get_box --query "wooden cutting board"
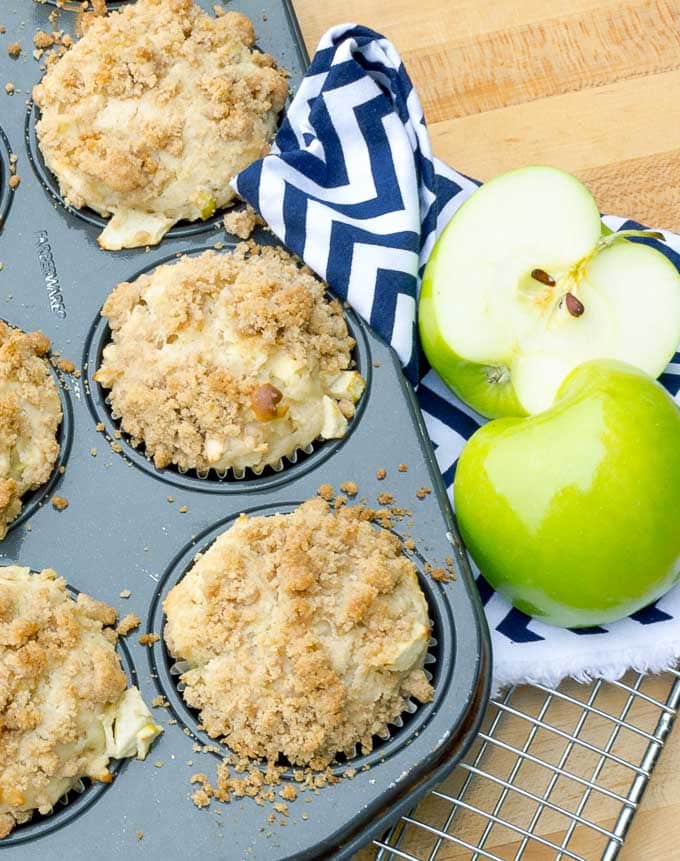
[291,0,680,857]
[293,0,680,232]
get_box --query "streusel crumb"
[94,245,365,474]
[164,498,433,769]
[117,613,141,636]
[223,205,264,240]
[317,483,334,501]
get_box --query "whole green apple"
[420,165,680,418]
[454,360,680,627]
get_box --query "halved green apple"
[420,166,680,417]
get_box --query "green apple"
[420,166,680,418]
[454,360,680,628]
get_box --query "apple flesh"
[453,360,680,628]
[420,166,680,418]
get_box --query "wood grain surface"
[290,0,680,858]
[293,0,680,231]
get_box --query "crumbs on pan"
[33,31,55,50]
[223,205,264,240]
[116,613,141,637]
[316,483,334,501]
[424,560,456,583]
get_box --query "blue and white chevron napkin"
[234,24,680,694]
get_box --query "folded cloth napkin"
[234,24,680,695]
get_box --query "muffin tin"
[0,1,491,858]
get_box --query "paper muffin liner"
[104,392,320,481]
[8,777,88,836]
[361,628,437,752]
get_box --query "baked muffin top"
[0,323,61,539]
[0,567,162,839]
[33,0,288,250]
[94,244,365,475]
[164,498,433,769]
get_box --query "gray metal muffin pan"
[0,1,491,858]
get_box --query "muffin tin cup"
[1,581,139,848]
[0,128,13,230]
[82,244,372,493]
[0,2,490,859]
[2,356,73,536]
[147,503,444,777]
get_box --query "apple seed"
[530,268,555,286]
[565,293,585,317]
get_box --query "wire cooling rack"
[368,669,680,861]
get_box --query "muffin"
[0,323,62,538]
[164,498,433,769]
[32,0,288,250]
[0,567,162,839]
[94,244,365,475]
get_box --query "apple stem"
[597,229,665,250]
[531,268,556,286]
